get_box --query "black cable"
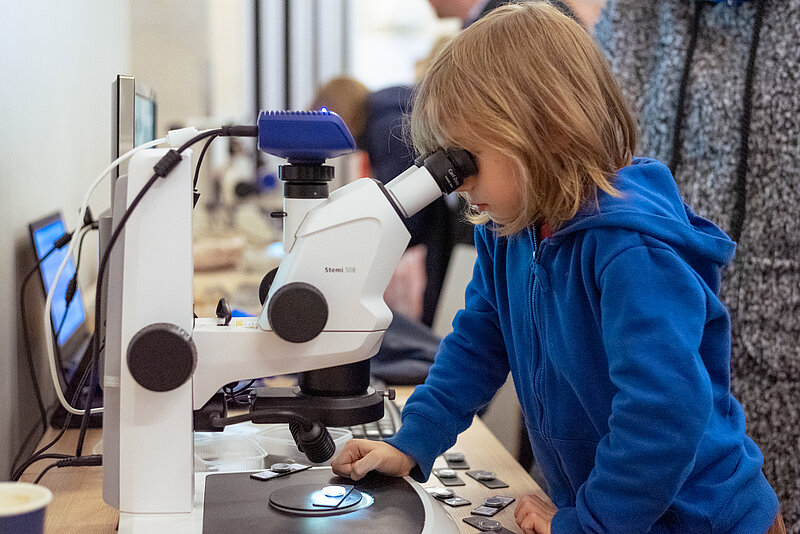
[11,361,93,481]
[55,225,97,342]
[33,462,60,484]
[194,134,219,188]
[10,423,45,478]
[11,453,71,482]
[33,454,102,484]
[18,246,59,449]
[56,225,98,457]
[13,228,83,477]
[209,409,314,430]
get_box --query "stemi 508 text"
[324,266,356,274]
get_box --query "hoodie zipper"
[529,227,573,496]
[529,227,546,431]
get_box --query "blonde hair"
[311,76,370,140]
[410,2,637,235]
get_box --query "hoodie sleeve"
[553,243,714,533]
[384,229,511,480]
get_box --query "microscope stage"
[202,467,458,533]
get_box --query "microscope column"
[109,148,196,514]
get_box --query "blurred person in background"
[426,0,604,28]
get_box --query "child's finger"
[330,440,413,480]
[330,439,373,477]
[349,451,381,480]
[515,494,555,532]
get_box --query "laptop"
[28,211,102,427]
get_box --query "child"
[331,3,781,533]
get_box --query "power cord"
[10,360,94,481]
[194,134,219,189]
[33,454,102,484]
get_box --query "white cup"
[0,482,52,534]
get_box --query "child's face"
[456,146,521,221]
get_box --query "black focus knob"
[258,267,279,306]
[268,282,328,343]
[127,323,197,392]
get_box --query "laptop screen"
[29,212,90,384]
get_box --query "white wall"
[352,0,459,89]
[0,1,130,479]
[207,0,254,123]
[130,0,211,131]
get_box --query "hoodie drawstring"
[730,0,767,243]
[669,0,767,243]
[668,0,705,176]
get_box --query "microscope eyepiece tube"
[384,166,442,219]
[385,147,477,219]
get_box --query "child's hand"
[514,493,558,534]
[330,439,416,480]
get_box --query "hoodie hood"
[554,158,736,283]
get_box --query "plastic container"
[253,424,352,465]
[194,433,268,472]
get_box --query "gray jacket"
[595,0,800,530]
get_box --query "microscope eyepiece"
[383,147,478,220]
[421,148,478,194]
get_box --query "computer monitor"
[111,75,157,200]
[28,212,93,398]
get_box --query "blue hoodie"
[386,158,778,533]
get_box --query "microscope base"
[117,468,458,534]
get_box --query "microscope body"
[103,111,477,522]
